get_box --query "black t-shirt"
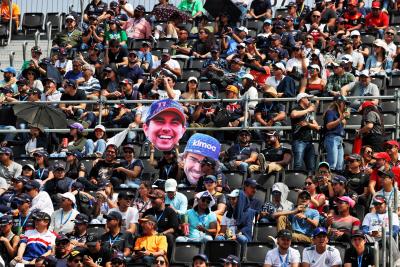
[107,47,129,64]
[118,65,144,83]
[321,8,337,24]
[44,177,74,195]
[80,247,112,266]
[84,0,107,16]
[250,0,271,15]
[61,89,87,102]
[89,160,122,181]
[226,143,259,161]
[290,104,315,141]
[344,246,375,266]
[143,207,179,234]
[261,146,292,163]
[100,231,135,253]
[0,105,16,125]
[255,102,285,122]
[155,158,179,181]
[343,171,369,195]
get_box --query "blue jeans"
[292,140,316,171]
[84,139,106,156]
[324,135,344,171]
[215,234,248,245]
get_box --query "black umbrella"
[203,0,242,21]
[13,102,68,129]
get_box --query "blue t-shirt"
[325,109,344,137]
[289,208,319,236]
[64,71,83,81]
[186,208,216,239]
[165,192,188,216]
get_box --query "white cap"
[66,15,75,21]
[237,26,249,35]
[359,69,370,77]
[94,124,106,132]
[227,189,240,198]
[341,55,353,63]
[373,39,388,50]
[272,184,282,193]
[164,178,177,192]
[273,62,286,72]
[309,64,320,72]
[350,30,360,36]
[242,73,254,80]
[187,76,198,83]
[60,192,76,205]
[296,92,314,102]
[23,164,35,171]
[237,42,247,48]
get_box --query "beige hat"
[264,85,278,98]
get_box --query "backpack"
[213,105,231,127]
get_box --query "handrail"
[46,21,52,57]
[58,12,63,32]
[22,41,28,61]
[34,30,40,47]
[383,227,387,267]
[7,0,12,45]
[80,0,85,29]
[9,51,15,67]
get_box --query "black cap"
[352,230,365,239]
[138,215,157,224]
[33,150,49,158]
[71,181,84,190]
[33,211,51,221]
[43,77,57,84]
[378,169,395,179]
[56,234,70,243]
[86,234,100,245]
[104,211,123,221]
[117,191,134,199]
[193,254,209,263]
[298,190,311,199]
[201,157,217,167]
[27,88,42,96]
[12,176,29,184]
[277,229,292,239]
[0,214,13,225]
[64,79,77,88]
[31,46,42,54]
[135,5,145,12]
[16,77,29,85]
[25,180,41,190]
[73,213,89,224]
[53,162,66,170]
[244,178,258,187]
[239,129,251,135]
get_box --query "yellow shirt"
[134,234,168,254]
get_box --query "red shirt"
[370,166,400,191]
[365,12,389,28]
[344,11,364,29]
[250,66,271,86]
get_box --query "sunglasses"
[154,260,165,265]
[386,32,395,36]
[365,150,373,155]
[306,37,313,40]
[304,182,313,186]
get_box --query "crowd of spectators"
[0,0,400,266]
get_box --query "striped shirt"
[78,76,101,95]
[20,229,56,261]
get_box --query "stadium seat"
[291,243,307,257]
[248,29,257,38]
[388,74,400,88]
[81,159,94,175]
[254,187,267,203]
[45,12,61,31]
[175,81,187,92]
[243,242,272,264]
[246,19,263,33]
[252,172,278,189]
[181,69,201,80]
[282,171,307,189]
[343,140,353,155]
[253,223,277,244]
[371,76,385,91]
[346,114,362,126]
[156,38,177,49]
[171,242,204,265]
[360,33,376,45]
[329,242,349,262]
[199,81,211,91]
[287,190,299,204]
[381,101,397,114]
[128,38,150,50]
[190,59,206,69]
[390,12,400,25]
[274,8,288,18]
[224,171,245,189]
[178,188,195,207]
[204,241,241,263]
[22,13,44,33]
[175,58,188,70]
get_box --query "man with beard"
[54,234,72,267]
[369,169,400,215]
[181,133,220,186]
[143,189,179,259]
[42,77,61,102]
[67,213,89,248]
[52,15,82,51]
[343,0,364,32]
[143,99,186,151]
[0,67,17,93]
[89,144,123,187]
[258,131,292,174]
[122,5,151,39]
[221,130,259,174]
[117,50,144,87]
[12,193,36,235]
[302,227,342,267]
[264,229,301,267]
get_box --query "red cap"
[361,101,375,110]
[372,1,381,8]
[373,152,391,162]
[384,140,399,148]
[348,0,358,5]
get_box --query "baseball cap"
[373,152,391,162]
[188,76,198,83]
[273,62,285,71]
[296,92,314,102]
[27,88,42,96]
[298,190,311,199]
[332,175,347,184]
[94,124,106,132]
[384,140,399,148]
[347,154,362,161]
[119,78,133,85]
[352,230,365,239]
[277,229,292,239]
[333,95,351,105]
[312,227,328,237]
[104,211,123,221]
[31,46,42,53]
[244,178,259,187]
[378,168,394,179]
[64,79,77,88]
[11,176,29,183]
[0,67,16,75]
[68,250,82,260]
[73,213,90,224]
[118,191,134,199]
[226,85,239,94]
[0,214,13,225]
[221,255,240,264]
[204,175,217,183]
[242,73,254,80]
[69,122,84,132]
[263,19,272,25]
[308,64,320,72]
[16,77,29,85]
[286,1,296,7]
[372,195,386,205]
[65,15,75,21]
[372,1,381,8]
[164,178,177,192]
[86,234,100,246]
[42,77,57,84]
[199,191,213,201]
[227,189,240,198]
[193,254,208,263]
[71,181,84,190]
[139,215,157,224]
[348,0,358,5]
[270,33,281,41]
[33,211,51,221]
[237,42,246,48]
[16,193,32,203]
[272,183,283,193]
[25,180,41,190]
[211,45,220,52]
[145,99,185,125]
[56,234,70,243]
[274,21,285,29]
[65,151,82,159]
[359,69,370,77]
[336,196,355,208]
[60,192,76,205]
[237,26,248,34]
[0,147,12,155]
[53,162,66,170]
[184,133,221,161]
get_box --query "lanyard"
[37,168,45,180]
[357,255,362,267]
[164,165,173,177]
[109,234,120,247]
[279,250,290,267]
[19,213,30,227]
[154,210,165,223]
[60,210,73,226]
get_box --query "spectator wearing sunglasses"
[369,169,400,216]
[54,234,72,266]
[304,176,326,214]
[383,140,400,167]
[152,255,168,267]
[176,192,217,243]
[111,253,127,267]
[360,145,374,174]
[81,234,112,267]
[384,27,397,59]
[343,154,370,208]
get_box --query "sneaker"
[258,153,267,174]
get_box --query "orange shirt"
[134,233,168,254]
[1,2,20,23]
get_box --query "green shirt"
[178,0,204,17]
[105,30,128,43]
[53,28,82,48]
[326,72,355,94]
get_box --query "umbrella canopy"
[204,0,242,22]
[13,103,68,129]
[151,5,191,22]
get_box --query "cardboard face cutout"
[143,99,186,151]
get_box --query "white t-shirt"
[31,191,54,216]
[50,208,79,234]
[286,58,309,74]
[152,59,181,72]
[241,86,258,109]
[109,207,139,232]
[362,212,399,233]
[264,247,301,266]
[221,212,237,234]
[157,89,181,100]
[302,245,342,267]
[266,75,285,89]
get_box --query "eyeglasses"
[306,37,313,40]
[154,260,166,265]
[304,182,313,186]
[73,258,83,263]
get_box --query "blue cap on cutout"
[184,133,221,160]
[145,99,185,124]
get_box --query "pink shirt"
[124,17,152,39]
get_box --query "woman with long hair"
[366,39,393,76]
[93,181,118,223]
[299,64,326,95]
[105,19,128,46]
[152,255,169,267]
[133,181,153,218]
[358,101,385,152]
[191,28,216,58]
[22,68,43,91]
[65,151,86,180]
[33,151,53,183]
[304,176,326,214]
[323,96,349,171]
[84,125,107,157]
[181,76,202,118]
